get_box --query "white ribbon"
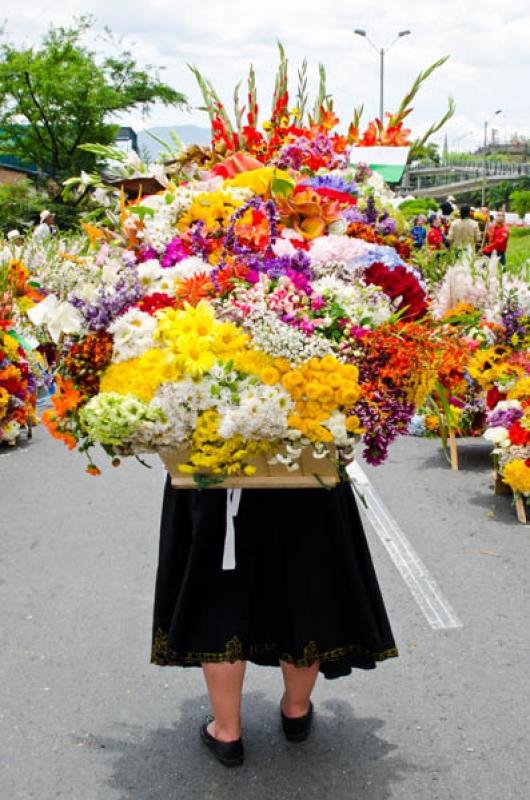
[222,489,242,570]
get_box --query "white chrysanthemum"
[217,385,293,440]
[172,256,212,280]
[321,411,351,446]
[483,426,510,447]
[154,266,181,297]
[109,308,157,362]
[137,259,165,292]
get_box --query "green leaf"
[271,175,295,197]
[130,205,154,220]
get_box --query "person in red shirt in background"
[427,216,447,250]
[483,211,510,265]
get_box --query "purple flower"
[68,261,142,331]
[486,406,523,428]
[136,246,158,263]
[301,174,358,196]
[161,237,188,268]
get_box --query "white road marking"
[349,461,463,631]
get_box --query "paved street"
[1,429,529,799]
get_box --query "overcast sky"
[4,0,530,151]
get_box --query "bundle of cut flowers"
[0,258,42,443]
[484,375,530,499]
[411,274,530,440]
[32,50,455,482]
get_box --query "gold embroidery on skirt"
[151,628,398,667]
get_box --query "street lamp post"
[354,29,411,121]
[482,109,502,205]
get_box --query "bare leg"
[280,660,319,718]
[202,661,247,742]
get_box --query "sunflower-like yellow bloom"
[154,301,249,377]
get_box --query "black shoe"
[280,701,314,742]
[200,718,244,767]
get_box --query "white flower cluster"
[23,239,98,299]
[170,256,213,281]
[431,254,530,323]
[138,190,197,250]
[498,445,530,469]
[140,364,293,447]
[246,309,333,363]
[108,308,157,362]
[312,275,392,327]
[217,384,293,440]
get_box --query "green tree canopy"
[509,189,530,218]
[0,17,187,182]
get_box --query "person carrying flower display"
[30,48,458,768]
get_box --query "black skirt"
[151,477,398,680]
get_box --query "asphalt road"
[1,428,529,799]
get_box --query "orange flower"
[176,273,215,306]
[42,409,77,450]
[277,188,342,241]
[214,264,250,294]
[50,376,83,418]
[85,465,101,476]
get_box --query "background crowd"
[410,200,510,264]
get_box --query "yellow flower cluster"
[178,190,243,233]
[231,349,290,383]
[507,377,530,401]
[408,367,439,408]
[224,167,294,196]
[1,331,19,361]
[100,349,180,402]
[442,302,477,321]
[502,459,530,496]
[280,355,363,443]
[178,409,270,476]
[0,386,9,420]
[466,346,517,390]
[154,301,248,377]
[17,296,35,314]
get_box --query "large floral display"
[0,257,41,442]
[23,52,455,483]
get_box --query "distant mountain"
[137,125,211,161]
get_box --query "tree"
[0,17,186,186]
[408,141,440,165]
[0,180,47,235]
[487,181,516,210]
[509,189,530,219]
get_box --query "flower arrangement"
[30,51,455,484]
[484,376,530,499]
[0,254,46,443]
